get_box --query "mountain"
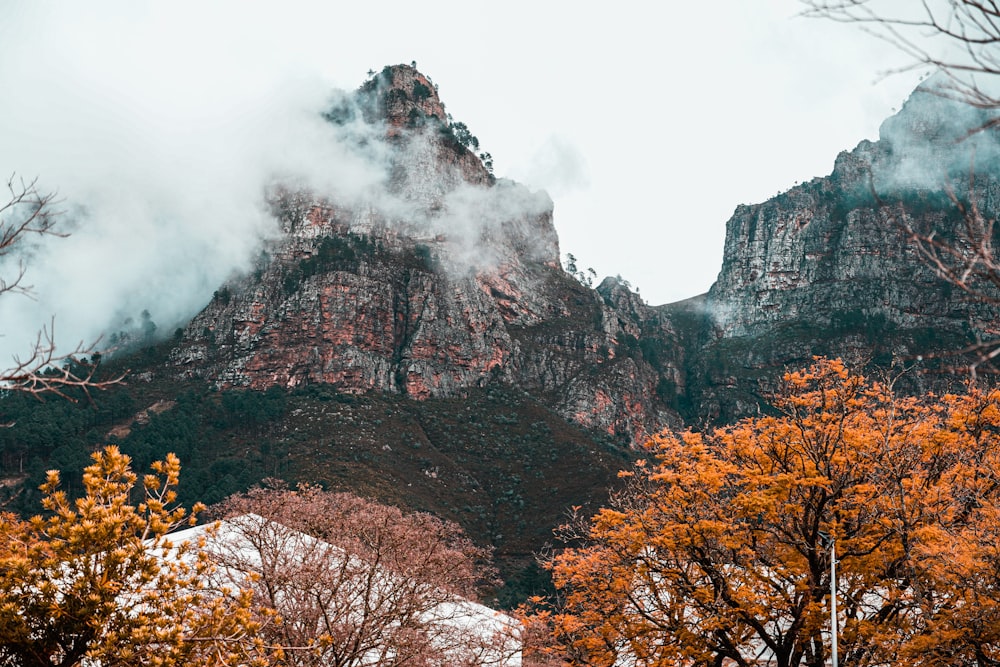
[169,64,683,445]
[0,65,684,602]
[2,67,997,603]
[677,81,1000,421]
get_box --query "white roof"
[159,514,521,667]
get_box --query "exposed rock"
[169,69,999,437]
[684,83,1000,421]
[106,399,177,440]
[170,64,683,444]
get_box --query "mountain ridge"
[3,66,998,602]
[169,64,683,444]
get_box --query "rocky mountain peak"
[688,78,1000,421]
[361,64,449,131]
[879,79,992,145]
[167,65,683,444]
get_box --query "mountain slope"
[170,64,684,443]
[3,68,998,604]
[678,82,1000,420]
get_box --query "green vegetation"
[0,349,627,607]
[448,120,480,151]
[280,233,437,296]
[298,233,376,277]
[412,80,432,100]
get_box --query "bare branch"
[0,175,65,299]
[0,174,125,404]
[207,487,516,666]
[1,321,127,402]
[802,0,1000,116]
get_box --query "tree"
[209,485,518,667]
[536,358,1000,667]
[0,174,123,400]
[0,445,270,667]
[801,1,1000,119]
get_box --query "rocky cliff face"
[170,69,996,435]
[683,83,1000,420]
[170,65,682,444]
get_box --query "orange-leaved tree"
[0,445,272,667]
[536,358,1000,667]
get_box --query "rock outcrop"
[171,65,683,444]
[682,82,1000,421]
[171,68,999,436]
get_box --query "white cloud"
[0,0,934,367]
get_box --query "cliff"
[170,65,683,444]
[168,70,1000,430]
[7,68,1000,599]
[682,82,1000,420]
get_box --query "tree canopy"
[209,484,515,667]
[537,358,1000,667]
[0,445,269,667]
[0,447,519,667]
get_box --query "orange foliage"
[0,446,270,667]
[540,358,1000,667]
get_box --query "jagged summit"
[168,65,681,444]
[879,76,998,145]
[12,64,1000,587]
[328,63,494,193]
[361,64,450,131]
[164,68,1000,433]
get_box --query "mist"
[0,5,569,372]
[873,76,1000,192]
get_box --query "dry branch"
[0,175,125,402]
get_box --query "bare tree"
[802,1,1000,121]
[0,174,124,401]
[208,485,519,667]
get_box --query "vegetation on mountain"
[7,52,1000,665]
[0,355,627,608]
[804,0,1000,377]
[529,358,1000,667]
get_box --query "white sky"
[0,1,926,362]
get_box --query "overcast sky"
[0,1,925,364]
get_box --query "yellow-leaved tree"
[0,445,271,667]
[532,358,1000,667]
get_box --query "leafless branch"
[0,174,125,405]
[0,174,65,299]
[802,1,1000,119]
[1,320,127,402]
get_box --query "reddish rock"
[170,65,684,444]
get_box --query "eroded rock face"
[169,71,1000,434]
[170,64,683,444]
[686,84,1000,421]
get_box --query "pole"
[830,536,838,667]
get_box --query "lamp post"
[819,531,839,667]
